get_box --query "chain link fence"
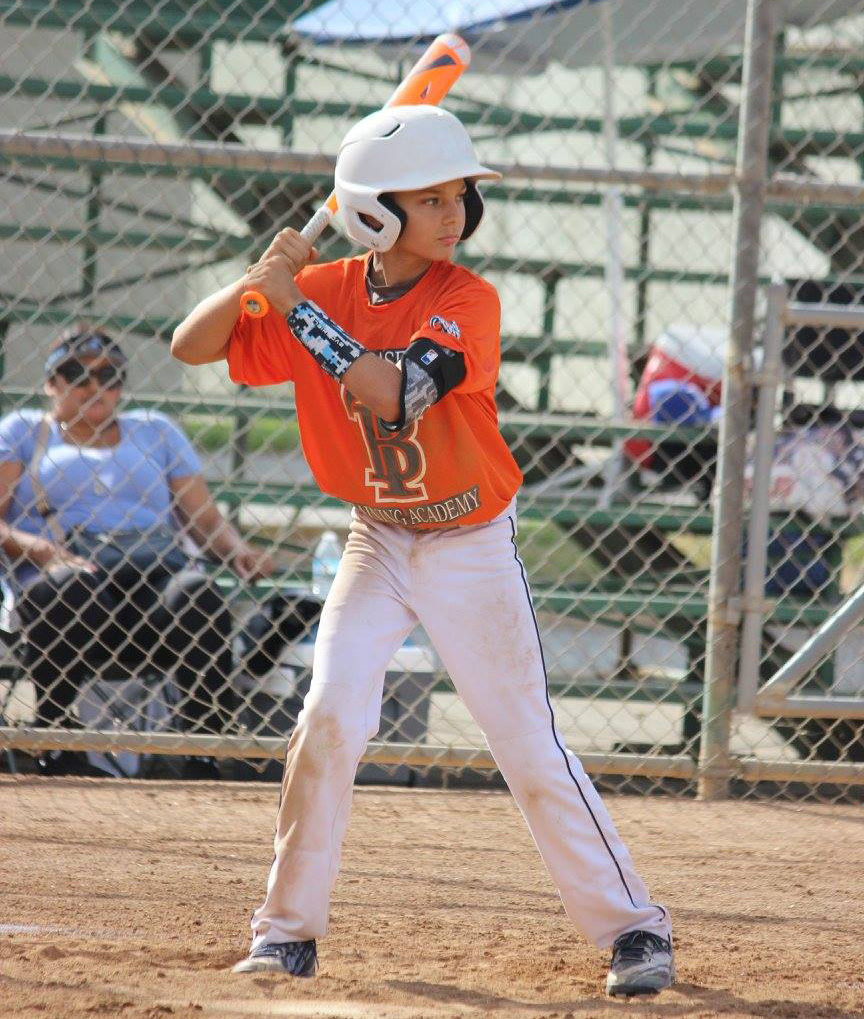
[0,0,863,798]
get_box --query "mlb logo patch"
[420,349,438,365]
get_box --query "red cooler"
[626,325,725,468]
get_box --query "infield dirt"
[1,778,862,1019]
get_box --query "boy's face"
[389,178,467,262]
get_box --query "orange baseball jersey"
[227,253,522,528]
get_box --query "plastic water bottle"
[311,530,343,599]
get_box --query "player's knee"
[299,696,366,759]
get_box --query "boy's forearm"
[343,354,402,423]
[171,279,246,365]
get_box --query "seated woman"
[0,325,273,777]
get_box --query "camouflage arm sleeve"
[285,300,367,379]
[286,305,466,432]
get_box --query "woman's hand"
[28,537,94,573]
[245,229,317,317]
[230,543,275,582]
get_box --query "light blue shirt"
[0,407,202,589]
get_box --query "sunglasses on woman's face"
[53,359,125,389]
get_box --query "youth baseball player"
[172,105,675,997]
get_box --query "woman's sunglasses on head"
[53,359,126,389]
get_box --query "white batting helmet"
[334,105,501,253]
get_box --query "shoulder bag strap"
[28,415,66,546]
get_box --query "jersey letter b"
[344,391,428,504]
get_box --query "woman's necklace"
[57,418,118,448]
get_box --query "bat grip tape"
[301,205,335,244]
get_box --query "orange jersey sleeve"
[407,274,500,395]
[227,309,295,386]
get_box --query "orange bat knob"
[242,291,269,318]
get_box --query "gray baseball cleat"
[232,939,318,977]
[605,930,675,996]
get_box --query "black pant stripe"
[507,513,659,917]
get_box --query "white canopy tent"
[294,0,860,71]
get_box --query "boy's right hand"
[260,228,317,275]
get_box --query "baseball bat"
[241,32,471,318]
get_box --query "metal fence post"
[699,0,779,800]
[737,281,785,710]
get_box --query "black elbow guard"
[383,338,467,432]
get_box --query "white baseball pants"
[250,500,671,950]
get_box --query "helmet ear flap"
[344,186,483,251]
[339,198,403,252]
[378,193,407,241]
[461,179,484,240]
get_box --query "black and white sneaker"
[605,930,674,996]
[232,939,318,976]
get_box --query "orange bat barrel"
[241,34,470,319]
[386,32,471,108]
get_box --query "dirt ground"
[1,777,863,1019]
